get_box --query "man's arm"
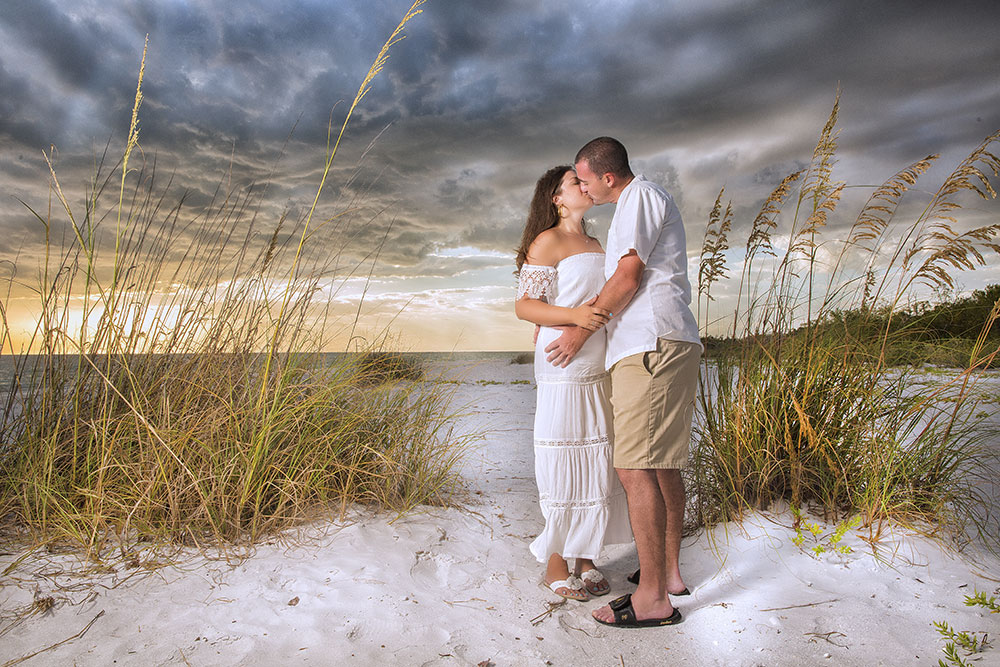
[544,251,645,367]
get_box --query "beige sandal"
[542,575,588,601]
[579,568,610,596]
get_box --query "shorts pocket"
[640,350,654,375]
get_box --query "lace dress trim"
[534,435,610,449]
[517,265,556,301]
[539,495,618,510]
[535,372,608,385]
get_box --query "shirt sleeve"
[611,186,669,265]
[516,265,557,301]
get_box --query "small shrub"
[356,352,424,385]
[789,506,860,557]
[935,589,998,666]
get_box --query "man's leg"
[659,468,686,594]
[645,340,697,594]
[593,467,679,623]
[592,467,687,622]
[593,340,698,624]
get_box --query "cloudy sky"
[2,0,1000,352]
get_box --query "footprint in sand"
[410,549,476,590]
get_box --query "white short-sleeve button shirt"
[603,175,702,369]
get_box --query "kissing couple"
[514,137,701,628]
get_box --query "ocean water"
[0,350,533,396]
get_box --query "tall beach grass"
[693,94,1000,550]
[0,1,472,553]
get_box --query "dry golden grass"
[0,1,471,554]
[693,99,1000,550]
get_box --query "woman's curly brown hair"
[515,165,574,272]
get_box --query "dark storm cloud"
[3,0,111,89]
[2,0,1000,278]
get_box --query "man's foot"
[626,569,690,595]
[592,593,682,628]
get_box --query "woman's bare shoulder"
[525,229,563,266]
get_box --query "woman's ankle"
[545,554,570,581]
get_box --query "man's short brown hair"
[575,137,633,180]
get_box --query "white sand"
[2,359,999,666]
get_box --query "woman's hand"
[569,301,610,331]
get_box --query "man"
[545,137,701,628]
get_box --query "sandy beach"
[2,357,999,666]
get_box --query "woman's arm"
[515,231,609,330]
[543,250,643,367]
[515,296,609,331]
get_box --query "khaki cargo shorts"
[610,338,701,469]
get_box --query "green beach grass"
[693,95,1000,550]
[0,1,476,553]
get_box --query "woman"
[514,165,632,600]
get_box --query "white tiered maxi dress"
[517,252,633,562]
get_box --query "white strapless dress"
[517,252,632,561]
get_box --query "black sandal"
[626,569,690,595]
[594,593,682,628]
